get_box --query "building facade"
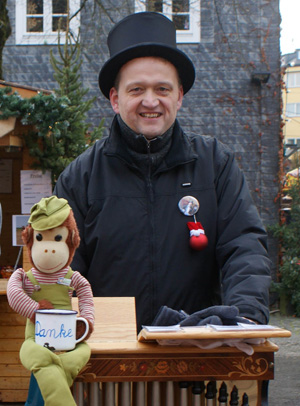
[2,0,282,277]
[281,50,300,156]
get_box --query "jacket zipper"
[146,142,154,202]
[146,142,156,323]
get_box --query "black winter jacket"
[54,118,271,330]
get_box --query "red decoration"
[187,222,208,251]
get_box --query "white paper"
[209,323,280,331]
[208,325,245,331]
[21,170,52,214]
[142,325,182,332]
[237,323,280,330]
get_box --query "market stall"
[0,80,52,276]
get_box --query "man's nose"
[142,90,159,108]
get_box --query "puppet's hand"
[38,299,54,310]
[76,318,94,341]
[29,300,54,323]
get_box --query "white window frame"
[286,71,300,88]
[135,0,200,43]
[16,0,80,45]
[286,103,300,117]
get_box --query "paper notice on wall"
[21,170,52,214]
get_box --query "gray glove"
[152,305,256,327]
[179,305,256,326]
[151,306,186,326]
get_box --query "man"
[54,12,271,330]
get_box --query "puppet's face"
[31,226,70,274]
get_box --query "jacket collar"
[116,114,173,155]
[104,115,198,170]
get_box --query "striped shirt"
[7,267,95,325]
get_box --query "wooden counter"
[0,283,292,405]
[0,279,9,295]
[0,279,30,403]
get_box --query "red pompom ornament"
[187,222,208,251]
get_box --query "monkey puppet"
[7,196,95,406]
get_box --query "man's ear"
[177,85,184,111]
[109,87,120,114]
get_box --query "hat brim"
[99,44,195,99]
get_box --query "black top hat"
[98,12,195,99]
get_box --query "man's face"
[109,57,183,139]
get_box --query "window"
[285,139,300,147]
[135,0,200,43]
[286,103,300,117]
[286,72,300,88]
[16,0,80,45]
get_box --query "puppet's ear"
[22,225,34,246]
[71,230,75,245]
[71,230,79,247]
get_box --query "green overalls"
[20,269,91,406]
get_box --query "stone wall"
[3,0,281,279]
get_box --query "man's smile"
[140,113,162,118]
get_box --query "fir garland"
[0,86,70,134]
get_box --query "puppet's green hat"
[28,196,70,231]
